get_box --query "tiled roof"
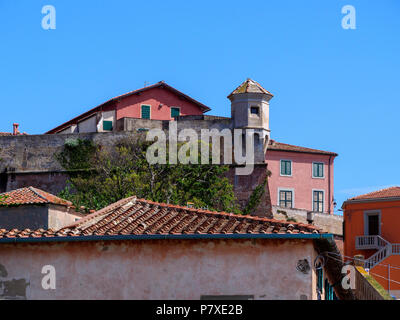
[228,78,273,97]
[0,187,72,207]
[268,140,338,156]
[348,186,400,201]
[0,196,321,239]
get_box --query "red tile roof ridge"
[130,197,320,229]
[63,196,137,230]
[347,186,400,201]
[268,140,338,156]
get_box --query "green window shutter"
[141,105,151,119]
[171,107,180,118]
[103,120,113,131]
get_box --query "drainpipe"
[328,155,332,214]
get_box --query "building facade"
[266,140,337,214]
[343,186,400,298]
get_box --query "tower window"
[250,106,260,115]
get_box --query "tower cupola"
[228,78,273,131]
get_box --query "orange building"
[343,186,400,298]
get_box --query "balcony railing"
[355,235,388,250]
[356,235,400,269]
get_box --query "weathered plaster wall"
[47,204,81,230]
[0,238,317,300]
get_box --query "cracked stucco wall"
[0,238,317,300]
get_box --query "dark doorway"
[368,214,380,235]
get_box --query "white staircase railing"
[355,235,400,269]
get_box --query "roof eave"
[267,148,338,157]
[0,232,333,244]
[343,197,400,206]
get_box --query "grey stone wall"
[0,130,273,217]
[272,205,343,236]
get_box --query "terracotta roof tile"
[0,187,72,207]
[268,140,338,156]
[0,196,322,240]
[348,186,400,201]
[228,78,273,97]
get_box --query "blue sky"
[0,0,399,212]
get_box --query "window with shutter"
[171,107,180,118]
[103,120,113,131]
[141,105,151,119]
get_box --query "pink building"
[266,140,337,214]
[46,81,210,134]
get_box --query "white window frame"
[278,188,295,208]
[312,189,325,213]
[363,210,381,236]
[280,159,292,177]
[312,162,325,179]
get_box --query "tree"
[56,136,240,213]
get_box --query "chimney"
[13,123,20,136]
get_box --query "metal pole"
[388,264,391,293]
